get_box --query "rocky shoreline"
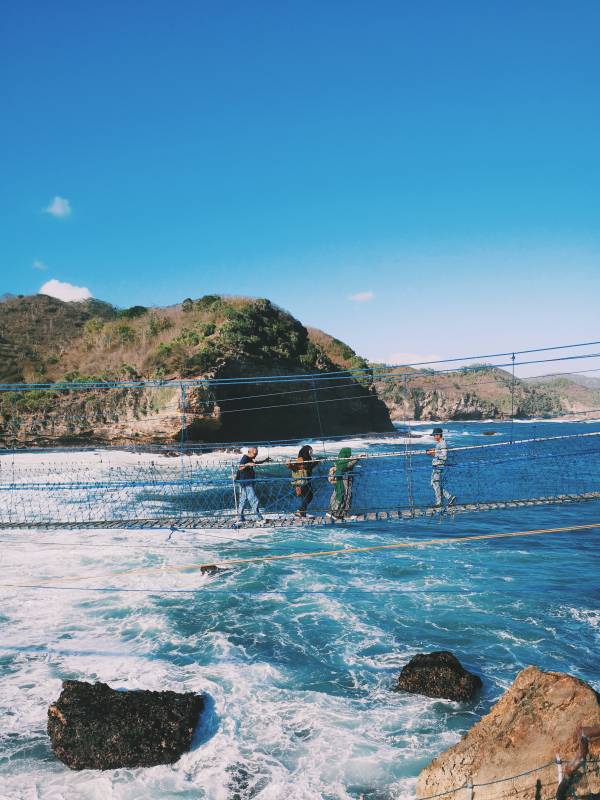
[390,652,600,800]
[3,294,599,447]
[46,659,600,800]
[48,681,205,770]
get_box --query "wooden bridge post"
[466,776,473,800]
[555,754,563,785]
[230,464,238,522]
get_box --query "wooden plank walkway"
[2,491,599,531]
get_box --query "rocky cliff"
[1,294,594,443]
[374,365,600,421]
[417,666,600,800]
[0,294,392,445]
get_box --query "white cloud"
[43,196,72,218]
[387,352,441,366]
[347,291,374,302]
[39,279,92,302]
[32,260,48,271]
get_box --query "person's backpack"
[290,458,309,495]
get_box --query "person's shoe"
[447,495,456,507]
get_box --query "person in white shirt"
[426,427,456,508]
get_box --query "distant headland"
[0,293,597,446]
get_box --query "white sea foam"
[555,606,600,630]
[2,427,600,798]
[0,522,463,799]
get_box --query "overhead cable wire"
[2,338,600,391]
[7,521,600,588]
[187,365,600,406]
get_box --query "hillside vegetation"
[0,294,371,384]
[0,294,390,444]
[374,364,600,420]
[0,294,596,444]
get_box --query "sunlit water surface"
[0,421,599,799]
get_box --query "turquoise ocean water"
[0,420,599,799]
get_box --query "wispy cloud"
[347,291,374,302]
[32,260,48,271]
[39,279,91,302]
[43,196,72,218]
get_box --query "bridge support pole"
[555,754,563,785]
[231,464,238,522]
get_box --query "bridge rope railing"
[3,427,600,468]
[3,388,600,435]
[1,430,600,528]
[2,426,600,467]
[413,757,600,800]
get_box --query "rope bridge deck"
[1,491,599,531]
[1,430,599,530]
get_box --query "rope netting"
[1,430,599,529]
[3,339,600,530]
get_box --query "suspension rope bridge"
[1,427,600,529]
[2,340,599,800]
[1,338,600,530]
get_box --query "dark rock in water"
[200,564,220,575]
[395,651,482,702]
[48,680,204,770]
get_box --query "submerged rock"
[48,680,204,770]
[417,666,600,800]
[395,651,482,702]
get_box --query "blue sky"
[2,1,599,373]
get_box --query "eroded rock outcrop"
[0,294,394,446]
[48,680,204,770]
[395,651,482,702]
[416,666,600,800]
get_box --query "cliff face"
[1,294,593,442]
[524,376,600,416]
[382,387,505,421]
[0,294,393,445]
[373,365,598,421]
[416,666,600,800]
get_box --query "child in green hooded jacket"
[327,447,360,519]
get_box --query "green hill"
[1,293,594,444]
[0,294,392,445]
[373,364,600,421]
